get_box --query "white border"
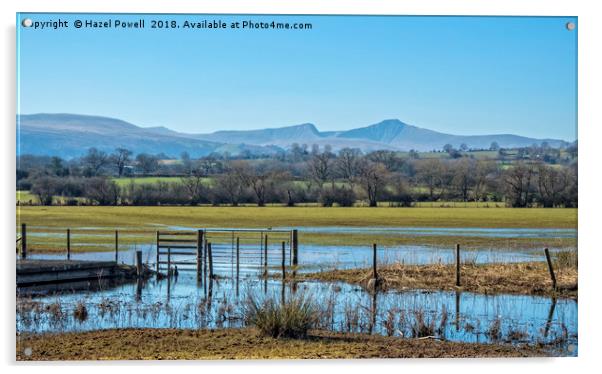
[2,1,601,373]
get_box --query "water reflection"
[16,272,577,356]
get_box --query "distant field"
[18,205,577,229]
[111,176,195,186]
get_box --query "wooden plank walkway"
[17,260,139,286]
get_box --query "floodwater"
[273,226,577,239]
[16,272,577,356]
[25,242,569,276]
[17,224,578,356]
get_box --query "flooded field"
[24,243,564,275]
[16,273,577,356]
[17,223,578,357]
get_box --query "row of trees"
[21,154,577,208]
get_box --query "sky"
[17,14,577,140]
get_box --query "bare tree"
[181,168,206,205]
[504,162,535,207]
[451,158,476,202]
[336,148,362,186]
[415,159,445,201]
[307,150,332,189]
[83,148,109,176]
[473,160,496,205]
[358,160,389,207]
[135,153,159,175]
[536,163,569,207]
[112,148,132,177]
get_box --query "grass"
[15,206,577,253]
[243,292,318,338]
[111,176,213,187]
[17,205,577,229]
[16,328,548,360]
[301,257,578,298]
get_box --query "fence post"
[236,237,240,285]
[115,230,119,263]
[208,242,214,279]
[196,230,204,281]
[292,229,298,277]
[282,241,286,280]
[544,248,557,290]
[21,223,27,259]
[66,229,71,260]
[155,231,160,272]
[204,239,208,282]
[136,250,143,277]
[263,234,268,277]
[372,243,378,280]
[167,246,171,276]
[455,244,461,287]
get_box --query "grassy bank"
[16,328,547,360]
[17,205,576,229]
[302,260,578,298]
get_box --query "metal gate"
[155,228,298,279]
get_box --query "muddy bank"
[16,328,547,360]
[301,262,577,298]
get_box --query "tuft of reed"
[410,310,436,338]
[73,301,88,322]
[487,317,502,341]
[243,291,318,339]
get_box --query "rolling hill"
[17,114,569,158]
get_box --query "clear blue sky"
[17,14,577,140]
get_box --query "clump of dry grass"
[243,292,318,339]
[45,302,65,321]
[410,310,436,338]
[73,301,88,322]
[487,317,502,341]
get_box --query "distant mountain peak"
[337,118,409,143]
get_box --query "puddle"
[16,273,577,356]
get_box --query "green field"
[17,205,576,229]
[111,176,213,187]
[16,206,576,253]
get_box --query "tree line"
[17,142,577,208]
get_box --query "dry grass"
[302,260,578,298]
[16,328,547,360]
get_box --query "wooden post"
[196,230,203,281]
[20,223,27,259]
[259,232,263,271]
[208,242,214,279]
[236,237,240,285]
[263,234,268,277]
[167,246,171,276]
[204,239,208,282]
[292,229,298,276]
[66,229,71,260]
[115,230,119,263]
[136,250,143,277]
[544,248,557,290]
[155,231,160,272]
[455,244,461,287]
[282,241,286,280]
[372,243,378,280]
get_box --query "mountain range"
[17,113,569,158]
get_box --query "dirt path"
[16,328,548,360]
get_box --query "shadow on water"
[16,270,577,356]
